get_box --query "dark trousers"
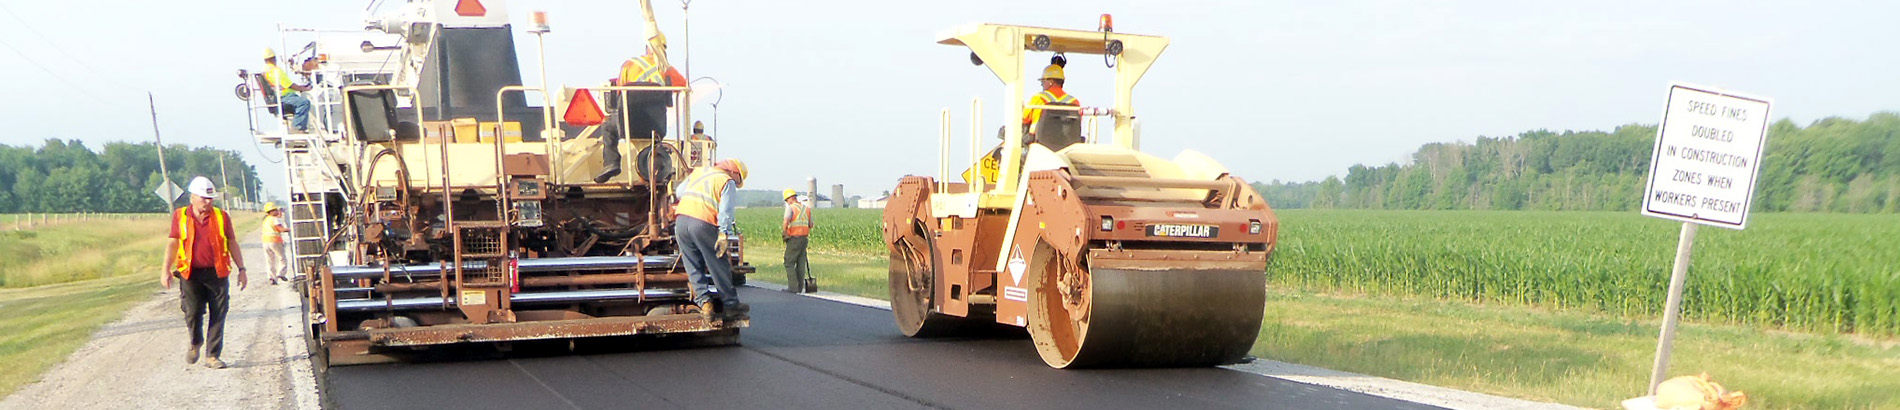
[180,268,230,358]
[783,236,809,292]
[676,217,736,305]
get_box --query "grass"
[0,211,262,397]
[729,207,1899,409]
[0,274,156,398]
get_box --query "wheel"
[887,228,967,337]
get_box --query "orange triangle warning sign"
[563,89,605,127]
[454,0,487,17]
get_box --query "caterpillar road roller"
[236,0,748,366]
[882,18,1279,368]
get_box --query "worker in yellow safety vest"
[673,159,750,319]
[161,176,249,369]
[1022,56,1080,149]
[261,48,313,133]
[781,189,813,293]
[261,202,290,285]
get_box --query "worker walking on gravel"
[781,189,812,293]
[261,203,290,285]
[674,159,749,319]
[161,176,249,369]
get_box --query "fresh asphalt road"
[323,288,1445,410]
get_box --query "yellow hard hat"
[263,202,281,213]
[1040,63,1064,80]
[782,189,798,201]
[717,159,747,187]
[263,48,277,60]
[650,32,667,49]
[693,121,705,133]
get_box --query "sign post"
[1639,83,1771,394]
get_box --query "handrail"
[1069,175,1232,191]
[969,98,981,193]
[937,108,950,193]
[494,85,547,223]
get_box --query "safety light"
[454,0,487,17]
[1248,219,1263,235]
[1100,216,1114,231]
[1099,14,1114,32]
[531,11,550,32]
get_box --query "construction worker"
[261,49,313,133]
[674,159,749,319]
[781,189,812,293]
[598,32,689,183]
[1022,56,1080,149]
[161,176,249,369]
[686,121,716,167]
[261,203,289,285]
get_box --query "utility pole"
[218,153,231,209]
[149,92,174,209]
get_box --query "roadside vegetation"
[0,212,260,398]
[734,207,1898,410]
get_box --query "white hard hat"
[188,176,218,199]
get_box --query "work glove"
[716,232,730,257]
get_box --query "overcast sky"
[2,0,1895,200]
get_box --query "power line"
[0,37,131,109]
[0,3,142,91]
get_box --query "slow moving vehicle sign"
[1641,83,1772,229]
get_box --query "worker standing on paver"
[160,176,249,369]
[261,203,290,285]
[598,32,688,183]
[686,121,716,167]
[781,189,812,293]
[674,159,749,319]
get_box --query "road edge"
[743,282,1587,410]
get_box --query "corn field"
[1270,210,1900,337]
[735,208,887,256]
[735,207,1900,338]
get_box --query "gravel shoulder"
[0,239,319,410]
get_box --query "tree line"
[0,139,261,213]
[1257,112,1900,213]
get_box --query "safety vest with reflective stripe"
[173,207,233,279]
[261,217,284,244]
[1022,88,1078,125]
[617,54,666,85]
[785,202,811,237]
[675,167,731,224]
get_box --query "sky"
[2,0,1897,201]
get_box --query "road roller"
[882,19,1280,368]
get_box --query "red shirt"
[169,207,231,268]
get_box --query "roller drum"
[1028,255,1265,368]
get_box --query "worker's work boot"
[696,301,718,320]
[724,301,751,320]
[185,345,200,364]
[203,356,226,369]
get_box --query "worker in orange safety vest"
[161,176,249,369]
[781,189,812,293]
[598,32,689,183]
[673,159,749,319]
[1022,55,1080,149]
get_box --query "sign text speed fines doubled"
[1642,84,1772,229]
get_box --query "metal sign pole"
[1647,221,1698,394]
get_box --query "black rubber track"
[324,288,1447,410]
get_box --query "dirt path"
[0,239,319,410]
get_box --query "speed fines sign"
[1642,84,1772,229]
